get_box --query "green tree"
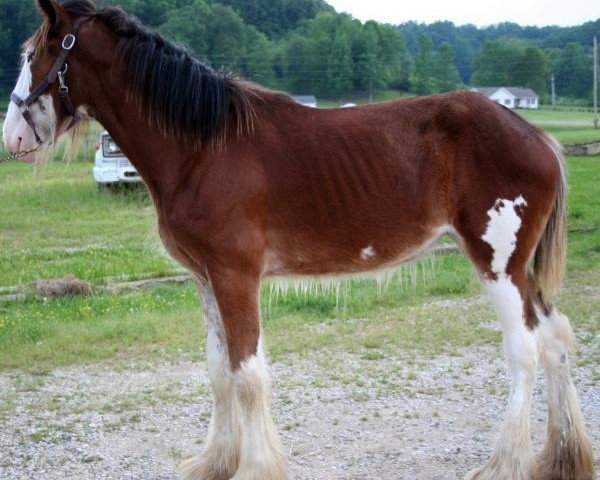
[205,4,247,69]
[375,24,410,90]
[159,0,210,57]
[513,46,549,97]
[471,38,524,86]
[359,22,384,98]
[432,42,461,92]
[553,43,592,99]
[243,27,275,84]
[109,0,182,27]
[414,34,434,94]
[283,34,316,93]
[0,0,39,94]
[219,0,332,37]
[325,33,354,96]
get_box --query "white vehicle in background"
[93,131,141,191]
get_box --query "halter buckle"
[62,34,76,50]
[58,66,69,94]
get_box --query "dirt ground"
[0,339,598,480]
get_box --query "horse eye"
[27,53,34,62]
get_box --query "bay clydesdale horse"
[2,0,594,479]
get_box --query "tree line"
[0,0,598,104]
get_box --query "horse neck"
[77,46,186,202]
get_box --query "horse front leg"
[179,271,287,480]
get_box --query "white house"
[471,87,539,109]
[291,95,317,108]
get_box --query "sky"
[325,0,600,27]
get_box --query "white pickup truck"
[93,131,141,191]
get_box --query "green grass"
[0,161,181,287]
[566,157,600,272]
[515,108,600,145]
[543,127,600,145]
[0,136,599,371]
[518,108,598,124]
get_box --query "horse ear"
[37,0,64,28]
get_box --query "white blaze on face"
[481,195,527,277]
[2,50,57,162]
[2,52,33,154]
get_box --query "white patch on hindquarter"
[481,195,527,276]
[360,245,376,260]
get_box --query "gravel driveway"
[1,340,598,480]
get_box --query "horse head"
[2,0,97,163]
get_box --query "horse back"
[246,91,557,277]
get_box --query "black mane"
[60,0,253,147]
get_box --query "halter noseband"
[10,18,87,146]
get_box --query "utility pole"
[594,36,598,129]
[551,74,556,110]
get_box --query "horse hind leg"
[464,269,540,480]
[454,196,541,480]
[536,304,594,480]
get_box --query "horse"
[2,1,594,479]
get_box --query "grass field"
[517,109,600,145]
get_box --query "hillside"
[0,0,597,102]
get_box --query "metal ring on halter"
[62,34,76,50]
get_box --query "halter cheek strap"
[10,17,87,145]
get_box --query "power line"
[594,36,598,128]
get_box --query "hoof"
[229,457,288,480]
[536,436,595,480]
[465,455,538,480]
[178,454,236,480]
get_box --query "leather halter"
[10,18,87,145]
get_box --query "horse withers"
[2,1,594,479]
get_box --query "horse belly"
[263,218,447,277]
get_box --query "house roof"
[505,87,538,99]
[471,87,539,100]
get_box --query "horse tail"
[534,134,568,305]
